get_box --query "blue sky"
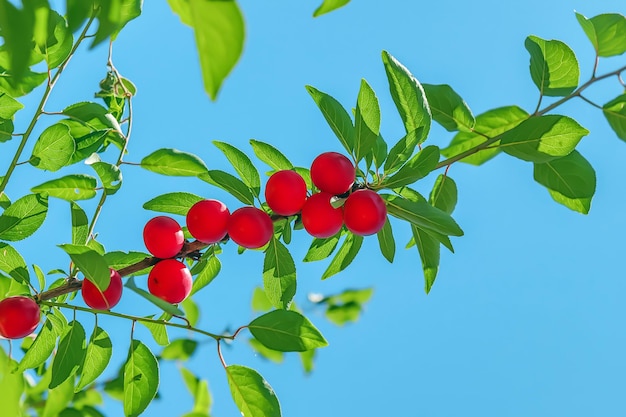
[4,0,626,416]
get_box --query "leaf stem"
[0,14,98,198]
[41,300,235,341]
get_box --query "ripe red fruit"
[143,216,185,258]
[301,192,344,238]
[186,199,230,243]
[310,152,355,195]
[82,268,123,310]
[264,170,307,216]
[148,259,192,304]
[0,296,40,339]
[343,189,387,236]
[227,206,274,249]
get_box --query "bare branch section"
[36,239,210,302]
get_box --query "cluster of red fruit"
[0,151,389,340]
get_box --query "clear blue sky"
[4,1,626,416]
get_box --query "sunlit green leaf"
[161,338,198,361]
[49,320,87,389]
[0,193,48,241]
[0,92,23,119]
[140,314,170,346]
[306,85,354,153]
[58,244,110,291]
[576,12,626,57]
[89,161,122,195]
[38,10,73,68]
[412,225,440,294]
[422,83,475,132]
[199,169,255,205]
[30,124,76,171]
[75,326,112,391]
[104,251,151,275]
[429,175,457,214]
[213,141,261,197]
[263,238,296,309]
[384,194,463,236]
[499,115,588,163]
[313,0,350,16]
[143,192,203,216]
[31,174,98,201]
[376,217,395,263]
[123,340,159,417]
[382,51,430,141]
[381,145,439,188]
[354,79,380,162]
[322,233,363,280]
[525,35,579,97]
[250,139,293,171]
[190,255,221,296]
[442,106,529,165]
[0,242,30,284]
[602,94,626,142]
[16,315,60,372]
[141,148,208,177]
[225,365,281,417]
[0,346,24,417]
[249,309,328,352]
[42,374,74,417]
[125,276,184,315]
[92,0,142,48]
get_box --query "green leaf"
[325,302,361,326]
[376,218,395,263]
[213,141,261,197]
[381,51,430,140]
[299,349,315,374]
[190,255,221,296]
[169,0,244,100]
[181,297,200,327]
[0,346,24,417]
[547,189,592,215]
[58,244,110,291]
[303,234,340,262]
[249,310,328,352]
[75,326,112,391]
[263,238,297,309]
[140,314,170,346]
[576,12,626,57]
[249,139,293,171]
[70,202,88,245]
[66,0,94,32]
[15,315,61,372]
[0,242,30,284]
[422,83,475,132]
[0,1,34,84]
[124,276,184,316]
[225,365,281,417]
[30,123,76,171]
[62,101,112,127]
[0,193,48,241]
[123,340,159,417]
[49,320,87,389]
[31,174,98,201]
[525,35,580,97]
[38,10,73,68]
[0,92,23,119]
[499,115,588,163]
[89,161,122,195]
[33,263,46,291]
[534,150,596,212]
[141,148,209,177]
[305,85,354,153]
[411,225,440,294]
[251,286,273,312]
[313,0,350,16]
[0,117,15,142]
[429,175,457,214]
[602,94,626,142]
[91,0,142,48]
[199,170,255,205]
[143,192,203,216]
[179,367,213,414]
[383,128,424,174]
[104,251,150,274]
[322,233,363,280]
[383,194,464,236]
[381,145,439,188]
[0,68,47,97]
[161,339,198,361]
[322,287,374,305]
[442,105,529,165]
[42,375,75,417]
[354,79,381,162]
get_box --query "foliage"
[0,1,624,416]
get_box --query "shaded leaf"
[381,145,439,188]
[322,233,363,280]
[354,79,381,162]
[124,276,184,316]
[75,326,112,391]
[602,94,626,142]
[429,175,457,214]
[383,194,463,236]
[376,217,395,263]
[306,85,354,153]
[58,244,109,291]
[412,225,440,294]
[263,238,296,309]
[49,320,87,389]
[70,202,88,245]
[199,169,255,205]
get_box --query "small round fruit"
[301,192,344,238]
[227,207,274,249]
[186,199,230,243]
[148,259,192,304]
[143,216,185,259]
[343,189,387,236]
[310,152,355,195]
[82,268,123,310]
[0,296,40,339]
[264,170,307,216]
